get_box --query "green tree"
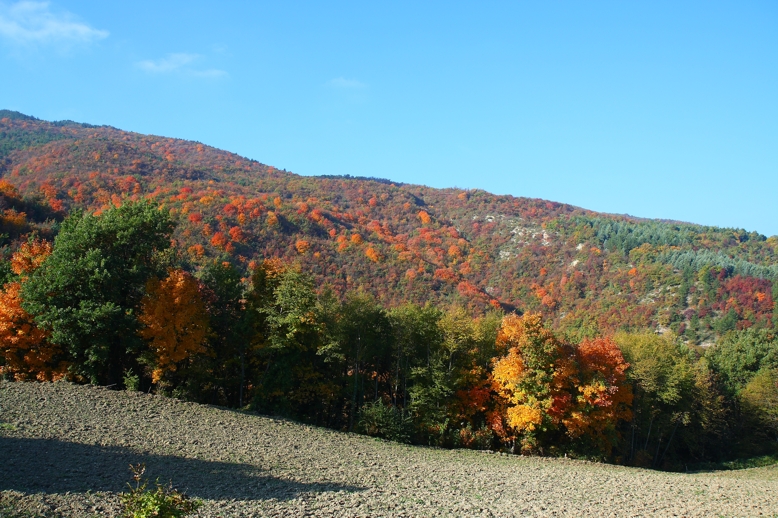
[707,328,778,394]
[706,328,778,456]
[320,291,392,431]
[772,280,778,330]
[404,305,499,447]
[740,369,778,442]
[251,269,335,421]
[615,332,695,468]
[387,303,456,443]
[675,357,733,464]
[0,254,12,287]
[714,308,739,335]
[387,303,442,412]
[193,260,250,406]
[21,203,174,384]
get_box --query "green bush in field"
[121,464,201,518]
[123,369,140,391]
[357,400,412,443]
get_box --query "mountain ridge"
[1,110,776,342]
[3,109,766,235]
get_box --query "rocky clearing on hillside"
[1,382,777,517]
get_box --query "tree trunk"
[349,334,361,432]
[644,414,655,451]
[658,419,680,467]
[394,346,401,407]
[239,349,245,407]
[652,434,663,468]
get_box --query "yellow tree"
[139,269,209,383]
[491,312,633,456]
[491,312,571,452]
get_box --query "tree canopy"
[21,202,174,384]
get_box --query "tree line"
[1,202,777,469]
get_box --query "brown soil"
[1,381,777,517]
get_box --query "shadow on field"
[0,436,362,500]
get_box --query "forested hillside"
[1,110,776,343]
[2,110,778,469]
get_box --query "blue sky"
[1,1,776,236]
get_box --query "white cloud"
[326,77,367,89]
[136,53,198,73]
[0,1,108,45]
[136,52,227,78]
[190,68,228,78]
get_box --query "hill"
[1,109,777,343]
[2,381,777,517]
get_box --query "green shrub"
[357,401,412,443]
[123,369,140,392]
[121,464,201,518]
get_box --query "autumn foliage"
[563,337,633,447]
[491,313,566,443]
[491,313,632,455]
[295,239,310,254]
[139,269,209,383]
[11,239,53,276]
[0,282,66,381]
[1,111,776,339]
[1,113,776,468]
[0,239,66,381]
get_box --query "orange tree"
[138,269,209,386]
[563,337,632,456]
[0,238,67,381]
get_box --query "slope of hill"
[1,110,776,342]
[2,381,777,517]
